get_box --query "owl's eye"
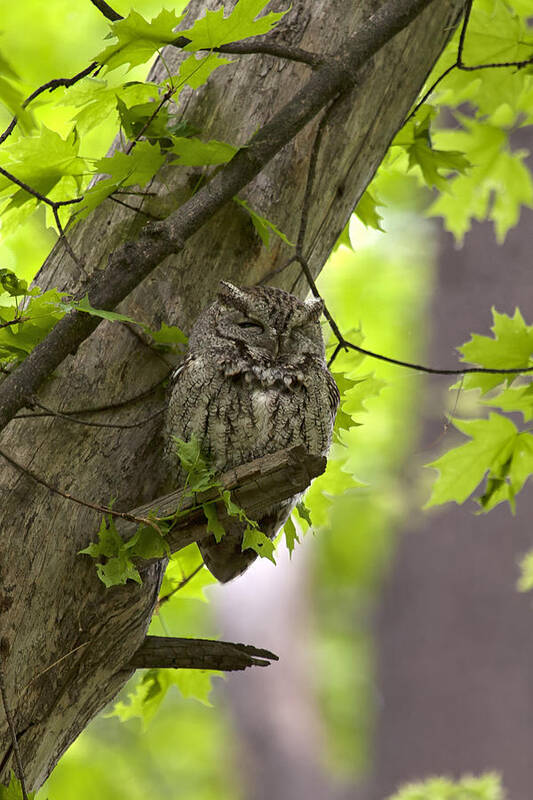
[237,320,264,332]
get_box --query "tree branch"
[130,636,278,671]
[89,0,122,22]
[121,445,326,556]
[0,0,437,435]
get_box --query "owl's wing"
[164,353,223,476]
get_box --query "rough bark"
[0,0,464,789]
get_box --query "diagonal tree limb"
[116,445,326,556]
[129,636,278,671]
[0,0,438,435]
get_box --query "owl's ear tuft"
[218,281,250,312]
[303,296,324,322]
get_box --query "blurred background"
[1,2,532,798]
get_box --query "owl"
[164,281,339,582]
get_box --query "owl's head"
[188,281,326,362]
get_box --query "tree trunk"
[0,0,464,789]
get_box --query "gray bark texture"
[0,0,464,789]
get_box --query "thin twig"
[14,373,170,419]
[0,316,28,330]
[0,446,154,527]
[0,658,29,800]
[21,642,90,693]
[0,165,82,210]
[0,62,99,145]
[331,338,533,376]
[407,0,533,120]
[52,207,84,269]
[257,256,298,286]
[215,40,322,68]
[89,0,122,22]
[110,195,160,220]
[30,399,165,429]
[158,563,204,606]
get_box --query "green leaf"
[96,554,142,588]
[0,268,29,297]
[386,771,504,800]
[481,383,533,422]
[78,140,165,219]
[160,545,216,602]
[429,117,533,242]
[0,126,86,235]
[175,52,233,90]
[95,9,187,71]
[234,197,293,249]
[173,435,216,492]
[0,289,66,366]
[117,97,171,143]
[242,527,276,563]
[517,549,533,592]
[148,322,188,351]
[109,667,221,728]
[202,502,226,543]
[425,413,519,508]
[333,219,352,251]
[62,78,161,135]
[79,515,142,587]
[354,189,385,231]
[459,308,533,394]
[0,771,36,800]
[296,499,313,527]
[394,107,470,191]
[181,0,286,50]
[60,293,143,325]
[284,515,300,557]
[170,137,238,166]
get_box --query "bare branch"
[215,39,322,67]
[130,635,278,671]
[0,63,100,145]
[89,0,122,23]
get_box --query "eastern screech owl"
[164,281,339,582]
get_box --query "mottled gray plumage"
[164,281,339,582]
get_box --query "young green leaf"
[234,197,293,248]
[385,771,504,800]
[181,0,286,50]
[176,52,233,90]
[426,413,533,512]
[459,308,533,394]
[284,515,300,557]
[109,667,220,728]
[354,189,385,231]
[517,549,533,592]
[202,502,226,543]
[0,771,37,800]
[242,527,276,563]
[429,117,533,242]
[95,9,187,71]
[170,137,238,166]
[77,140,166,219]
[79,516,142,588]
